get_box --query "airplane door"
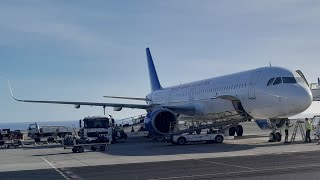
[188,87,195,101]
[248,71,261,99]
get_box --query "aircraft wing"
[11,96,152,109]
[103,96,149,101]
[8,82,150,109]
[8,82,197,114]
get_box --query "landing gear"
[235,125,243,136]
[229,127,236,136]
[269,121,282,142]
[228,125,243,136]
[269,132,282,142]
[276,132,282,142]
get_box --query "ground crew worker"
[305,118,312,143]
[131,126,135,132]
[284,122,293,143]
[316,120,320,145]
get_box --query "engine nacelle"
[255,118,287,130]
[74,104,80,109]
[144,108,178,136]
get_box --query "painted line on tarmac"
[195,159,255,170]
[149,162,320,180]
[41,157,70,180]
[60,168,84,180]
[51,147,89,166]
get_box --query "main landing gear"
[229,125,243,136]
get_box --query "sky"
[1,0,320,123]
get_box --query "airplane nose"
[290,86,312,113]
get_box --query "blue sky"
[1,0,320,122]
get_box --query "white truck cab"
[79,116,113,142]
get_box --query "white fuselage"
[147,67,312,121]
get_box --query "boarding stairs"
[310,83,320,101]
[290,120,305,143]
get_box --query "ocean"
[0,121,80,130]
[0,119,134,130]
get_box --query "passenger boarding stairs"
[310,83,320,101]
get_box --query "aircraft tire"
[269,133,276,142]
[72,147,77,153]
[236,125,243,136]
[276,132,282,142]
[229,127,236,136]
[78,147,84,153]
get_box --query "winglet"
[318,78,320,84]
[146,48,162,92]
[8,81,20,101]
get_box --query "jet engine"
[144,108,178,136]
[74,104,80,109]
[255,118,287,130]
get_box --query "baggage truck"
[28,123,73,142]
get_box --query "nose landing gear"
[269,122,282,142]
[269,132,282,142]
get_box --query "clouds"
[1,0,320,122]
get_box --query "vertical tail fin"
[318,78,320,84]
[146,48,162,92]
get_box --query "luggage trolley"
[62,136,109,153]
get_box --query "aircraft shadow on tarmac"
[93,136,305,157]
[25,135,308,157]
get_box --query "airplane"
[9,48,314,142]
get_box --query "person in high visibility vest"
[284,121,293,143]
[305,118,312,143]
[316,120,320,145]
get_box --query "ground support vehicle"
[163,114,247,144]
[171,132,224,145]
[28,123,73,143]
[126,131,149,138]
[0,129,23,148]
[78,116,113,143]
[62,135,109,153]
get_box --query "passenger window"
[267,78,275,86]
[273,77,282,85]
[282,77,297,84]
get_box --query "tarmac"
[0,121,320,180]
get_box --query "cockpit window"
[282,77,297,84]
[273,77,282,85]
[267,78,275,86]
